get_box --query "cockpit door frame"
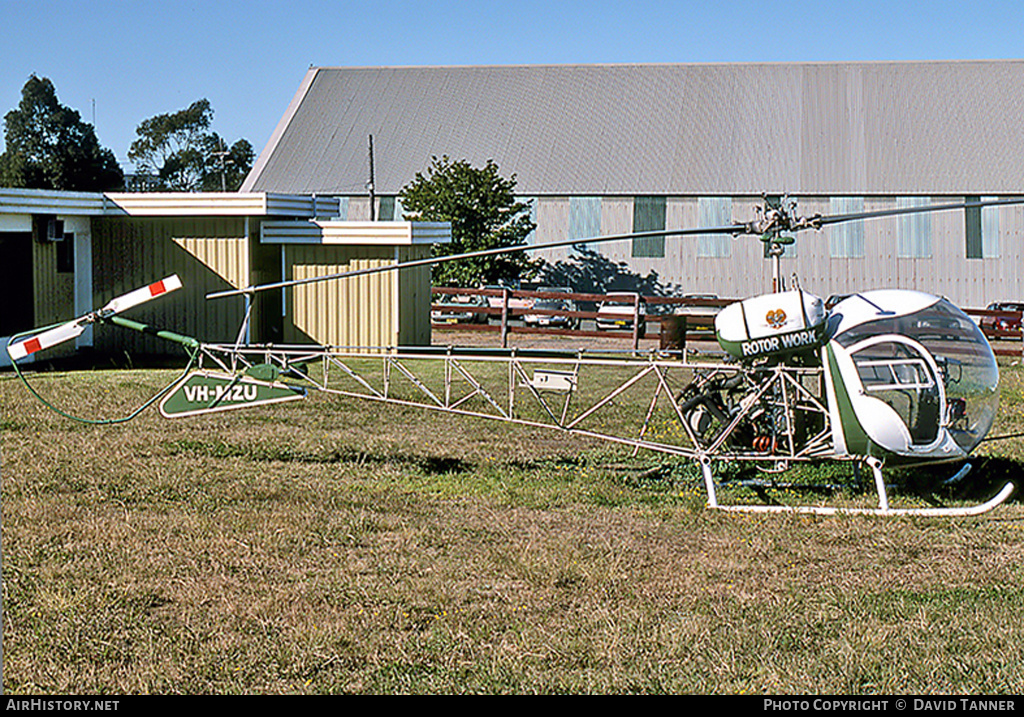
[825,333,956,458]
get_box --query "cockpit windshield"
[833,298,999,453]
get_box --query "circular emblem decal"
[766,309,787,329]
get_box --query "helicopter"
[6,195,1023,517]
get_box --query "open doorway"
[0,231,34,338]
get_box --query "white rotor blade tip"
[102,274,183,314]
[7,321,85,360]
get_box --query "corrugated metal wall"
[32,234,74,331]
[284,244,431,350]
[91,216,250,356]
[171,236,249,290]
[397,245,432,347]
[88,216,434,357]
[525,195,1023,307]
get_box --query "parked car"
[596,293,647,336]
[913,315,968,341]
[481,284,535,320]
[523,298,579,329]
[431,294,489,324]
[674,293,723,330]
[979,301,1024,335]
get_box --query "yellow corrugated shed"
[2,190,448,362]
[91,215,251,354]
[283,243,432,350]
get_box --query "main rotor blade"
[206,224,746,300]
[206,194,1024,301]
[6,274,183,362]
[812,196,1024,228]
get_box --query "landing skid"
[700,457,1016,517]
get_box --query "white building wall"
[329,190,1023,309]
[63,215,93,348]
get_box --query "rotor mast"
[744,196,813,293]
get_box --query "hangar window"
[631,196,666,258]
[828,197,865,258]
[897,197,932,258]
[568,197,601,250]
[965,195,999,259]
[697,197,733,258]
[518,196,537,244]
[378,196,396,221]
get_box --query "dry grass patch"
[2,361,1024,693]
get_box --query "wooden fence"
[430,287,1024,357]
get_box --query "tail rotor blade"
[101,275,183,315]
[7,320,86,361]
[6,274,184,362]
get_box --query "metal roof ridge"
[305,59,1024,71]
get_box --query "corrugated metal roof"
[242,61,1024,197]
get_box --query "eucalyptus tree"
[129,99,252,191]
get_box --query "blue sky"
[2,0,1022,172]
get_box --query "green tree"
[128,99,252,191]
[399,156,539,286]
[0,75,123,191]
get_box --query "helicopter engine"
[675,289,830,455]
[679,365,824,455]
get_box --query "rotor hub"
[743,196,823,238]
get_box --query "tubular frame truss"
[193,342,1014,517]
[197,342,828,460]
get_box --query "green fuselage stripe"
[824,343,873,456]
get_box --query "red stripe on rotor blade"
[149,280,166,296]
[24,338,42,355]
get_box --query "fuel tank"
[715,290,827,360]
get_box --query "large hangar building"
[242,61,1024,307]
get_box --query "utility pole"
[211,138,233,192]
[367,134,376,220]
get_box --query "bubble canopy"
[829,291,999,454]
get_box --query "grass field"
[2,353,1024,694]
